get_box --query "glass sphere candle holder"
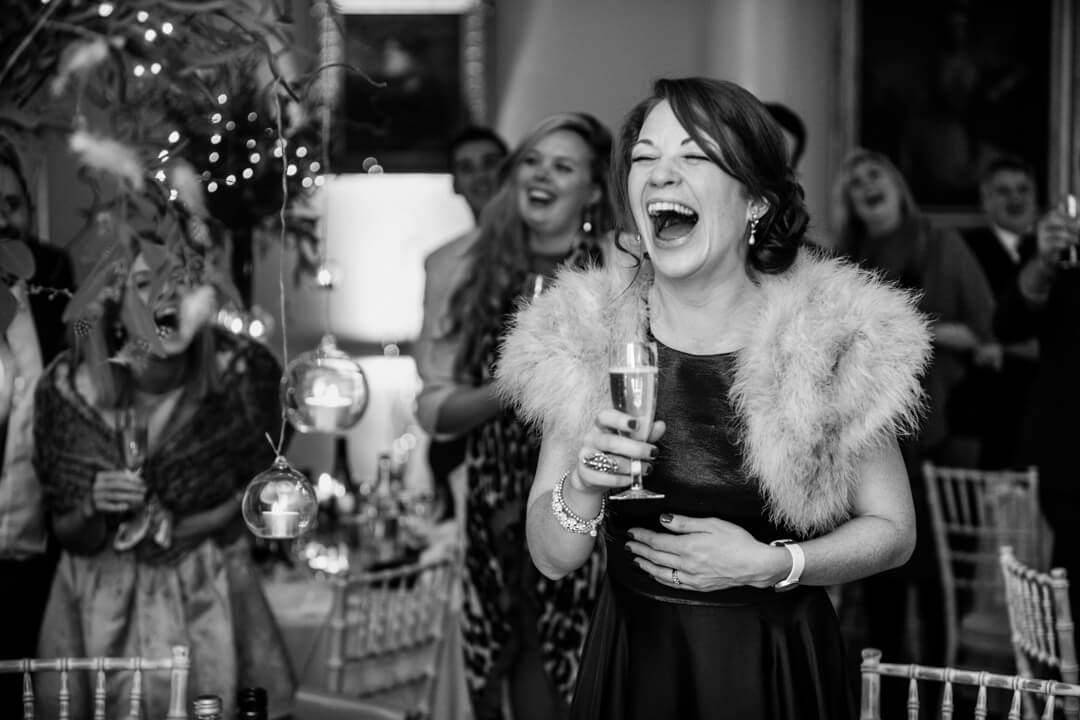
[281,334,369,434]
[242,455,318,539]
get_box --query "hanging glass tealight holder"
[281,334,369,435]
[241,455,318,539]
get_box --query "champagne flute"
[118,406,147,473]
[113,406,150,550]
[522,273,554,303]
[1059,193,1080,268]
[607,341,663,500]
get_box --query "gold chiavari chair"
[923,462,1045,666]
[292,549,461,720]
[0,645,189,720]
[1000,545,1079,720]
[860,647,1080,719]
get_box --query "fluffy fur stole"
[495,248,932,536]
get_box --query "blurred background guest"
[765,101,808,169]
[416,112,615,720]
[417,126,509,524]
[831,147,996,673]
[33,235,293,720]
[995,198,1080,638]
[954,156,1040,470]
[0,141,74,720]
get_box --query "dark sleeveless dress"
[569,342,857,720]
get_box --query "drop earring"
[582,206,595,234]
[748,216,760,246]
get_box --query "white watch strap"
[771,540,805,588]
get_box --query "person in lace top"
[33,246,294,720]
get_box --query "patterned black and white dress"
[461,246,604,717]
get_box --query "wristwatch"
[770,539,805,592]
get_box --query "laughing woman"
[415,112,616,720]
[496,78,931,719]
[33,242,294,720]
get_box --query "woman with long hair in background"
[415,112,617,719]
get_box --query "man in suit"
[0,143,74,712]
[416,127,507,520]
[955,156,1040,469]
[996,200,1080,638]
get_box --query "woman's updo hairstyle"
[612,77,809,274]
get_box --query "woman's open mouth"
[525,187,556,207]
[153,306,179,339]
[647,200,699,241]
[863,191,886,209]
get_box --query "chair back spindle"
[59,660,70,720]
[128,662,143,720]
[93,657,107,720]
[21,660,33,720]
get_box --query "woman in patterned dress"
[33,244,294,720]
[415,112,616,720]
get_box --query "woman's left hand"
[626,514,779,592]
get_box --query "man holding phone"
[995,195,1080,631]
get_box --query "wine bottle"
[236,686,268,720]
[193,694,224,719]
[374,451,401,563]
[332,436,358,516]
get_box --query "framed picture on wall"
[831,0,1079,226]
[334,0,490,173]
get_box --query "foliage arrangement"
[0,0,335,337]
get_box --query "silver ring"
[583,452,619,474]
[671,568,681,585]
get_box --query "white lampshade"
[323,173,474,343]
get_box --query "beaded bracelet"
[551,469,606,537]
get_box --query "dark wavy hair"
[611,77,809,275]
[446,112,615,376]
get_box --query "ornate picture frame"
[830,0,1080,228]
[332,0,491,173]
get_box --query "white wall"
[700,0,837,238]
[492,0,706,144]
[490,0,836,232]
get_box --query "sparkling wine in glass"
[522,273,554,303]
[118,406,147,472]
[608,341,663,500]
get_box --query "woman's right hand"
[569,409,665,496]
[92,469,147,513]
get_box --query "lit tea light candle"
[304,378,352,432]
[263,500,299,538]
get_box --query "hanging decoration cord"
[318,13,335,335]
[268,86,291,458]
